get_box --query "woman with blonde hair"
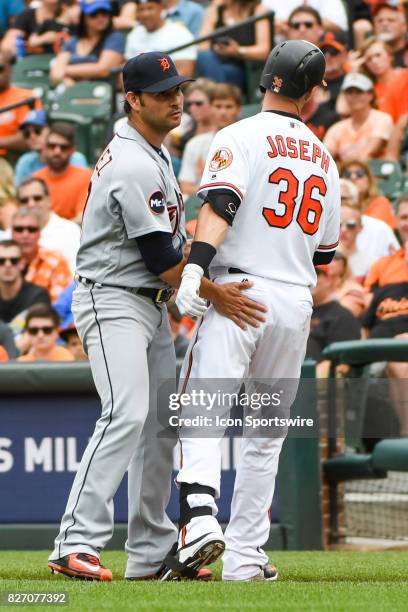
[359,37,400,108]
[0,158,17,233]
[340,159,396,229]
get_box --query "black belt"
[228,267,247,275]
[76,275,174,304]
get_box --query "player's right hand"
[212,281,267,330]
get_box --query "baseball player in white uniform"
[48,52,265,582]
[161,41,341,582]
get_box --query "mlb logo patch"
[149,191,165,214]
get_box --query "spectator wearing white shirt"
[264,0,348,34]
[125,0,196,77]
[340,178,399,265]
[16,177,80,274]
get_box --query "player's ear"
[125,91,142,112]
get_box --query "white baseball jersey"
[197,110,340,287]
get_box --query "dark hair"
[289,6,322,26]
[123,99,131,114]
[17,177,49,199]
[77,7,113,41]
[0,239,21,251]
[25,304,60,329]
[209,83,242,106]
[48,121,76,145]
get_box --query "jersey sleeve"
[115,155,173,240]
[197,127,249,205]
[315,165,340,256]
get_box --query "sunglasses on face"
[187,100,205,108]
[13,225,39,234]
[22,126,43,138]
[0,256,20,265]
[0,64,8,72]
[341,220,358,229]
[290,21,316,30]
[27,326,55,336]
[342,169,367,179]
[18,194,44,204]
[46,142,71,152]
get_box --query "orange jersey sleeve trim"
[197,182,244,201]
[317,240,339,251]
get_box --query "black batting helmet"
[260,40,326,98]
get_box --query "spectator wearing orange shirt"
[340,159,397,229]
[17,303,74,362]
[379,66,408,123]
[33,123,92,221]
[360,37,400,109]
[324,73,393,163]
[0,50,42,157]
[12,207,72,301]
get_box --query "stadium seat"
[184,194,201,222]
[244,60,264,104]
[49,81,113,164]
[367,159,405,205]
[239,103,261,120]
[11,54,53,106]
[324,453,387,483]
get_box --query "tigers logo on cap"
[159,57,170,72]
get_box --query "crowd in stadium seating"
[0,0,407,378]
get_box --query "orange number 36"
[262,168,326,235]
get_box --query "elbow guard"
[205,188,241,226]
[136,231,182,276]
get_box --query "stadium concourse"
[0,0,408,580]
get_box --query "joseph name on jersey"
[198,111,340,287]
[76,122,186,288]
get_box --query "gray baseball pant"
[49,282,177,577]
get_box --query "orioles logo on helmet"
[159,57,171,72]
[272,76,283,92]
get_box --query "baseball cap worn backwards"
[341,73,373,92]
[80,0,112,15]
[123,52,194,93]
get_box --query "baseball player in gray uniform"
[48,52,266,582]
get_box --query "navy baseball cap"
[80,0,112,15]
[20,110,47,129]
[123,52,194,94]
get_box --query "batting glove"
[176,263,208,318]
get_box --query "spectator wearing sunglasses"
[0,50,42,158]
[287,6,323,47]
[12,208,72,302]
[319,30,347,114]
[340,178,399,266]
[50,0,125,87]
[33,123,93,222]
[324,72,393,163]
[340,159,396,229]
[17,303,74,362]
[0,240,49,324]
[264,1,347,35]
[15,111,88,187]
[16,177,81,274]
[339,205,376,282]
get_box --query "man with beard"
[33,122,92,222]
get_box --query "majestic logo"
[272,76,283,93]
[149,191,165,214]
[159,57,171,72]
[209,147,233,172]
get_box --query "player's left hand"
[176,264,208,318]
[212,281,267,330]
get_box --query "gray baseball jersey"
[76,122,186,288]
